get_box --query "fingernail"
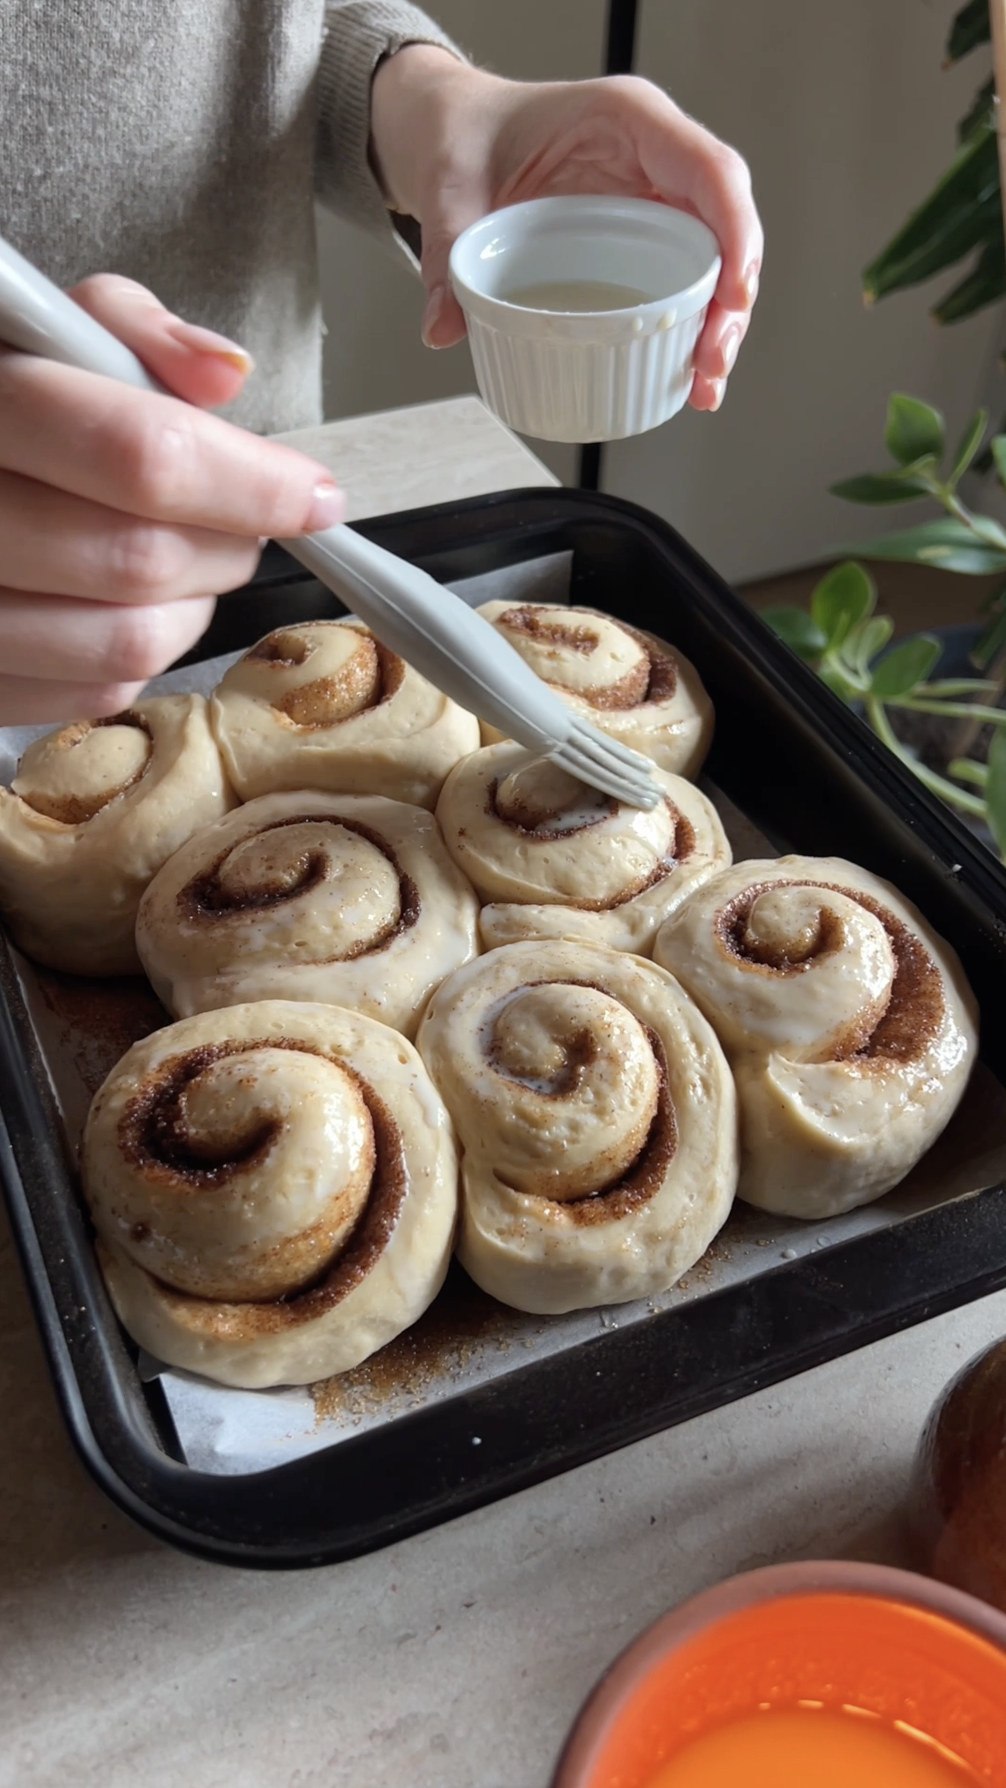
[720,323,743,376]
[165,319,255,372]
[304,480,346,533]
[708,378,727,412]
[421,286,445,349]
[743,263,760,307]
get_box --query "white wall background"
[317,0,1005,583]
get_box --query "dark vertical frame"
[577,0,641,491]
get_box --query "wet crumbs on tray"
[311,1264,516,1426]
[33,967,169,1096]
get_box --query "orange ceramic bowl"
[550,1561,1006,1788]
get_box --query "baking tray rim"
[3,482,1006,1569]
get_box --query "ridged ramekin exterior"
[463,307,707,442]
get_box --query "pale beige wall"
[318,0,1004,582]
[317,0,605,489]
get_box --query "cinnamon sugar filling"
[486,783,695,910]
[248,627,405,728]
[114,1039,408,1333]
[488,980,678,1221]
[561,1032,677,1225]
[714,880,943,1063]
[17,711,153,825]
[178,814,421,957]
[497,606,678,711]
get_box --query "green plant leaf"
[985,727,1006,857]
[946,0,991,65]
[870,634,943,698]
[829,467,935,505]
[866,186,1001,302]
[810,562,876,650]
[833,517,1006,575]
[972,593,1006,669]
[991,437,1006,488]
[865,124,996,280]
[949,409,989,483]
[975,410,1006,474]
[762,606,827,659]
[864,131,999,301]
[885,395,945,466]
[932,235,1005,324]
[968,511,1006,550]
[958,76,995,143]
[844,614,895,675]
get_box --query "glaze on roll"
[211,619,480,808]
[436,741,730,953]
[0,696,234,975]
[653,856,978,1218]
[476,600,713,778]
[137,791,479,1037]
[417,940,738,1313]
[81,1001,458,1387]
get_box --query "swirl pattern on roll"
[210,619,480,808]
[416,941,738,1313]
[0,696,233,975]
[137,791,480,1037]
[82,1001,458,1387]
[477,600,714,777]
[653,856,978,1219]
[435,742,730,953]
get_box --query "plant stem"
[948,758,990,787]
[891,696,1006,723]
[920,678,999,696]
[865,697,988,816]
[942,487,1006,548]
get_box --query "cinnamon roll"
[435,742,730,953]
[81,1001,458,1387]
[477,601,714,777]
[210,619,480,807]
[417,941,738,1313]
[0,696,233,976]
[653,857,978,1219]
[137,791,479,1038]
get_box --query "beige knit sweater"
[0,2,460,432]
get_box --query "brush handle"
[0,230,573,750]
[280,525,568,747]
[0,236,167,392]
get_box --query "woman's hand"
[0,276,345,724]
[371,47,762,413]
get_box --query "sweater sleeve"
[316,2,466,257]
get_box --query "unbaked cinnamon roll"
[0,696,233,976]
[477,601,713,777]
[137,791,479,1038]
[210,619,480,807]
[82,1001,458,1387]
[435,742,730,953]
[653,857,978,1219]
[417,941,738,1313]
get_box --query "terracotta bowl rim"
[549,1558,1006,1788]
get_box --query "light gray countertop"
[2,399,1002,1788]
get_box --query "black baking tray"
[4,485,1006,1570]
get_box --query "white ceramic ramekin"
[449,195,721,443]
